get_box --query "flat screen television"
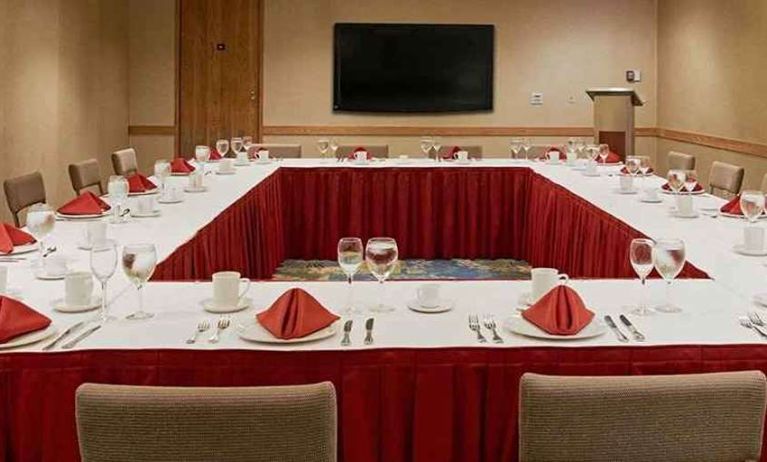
[333,23,494,113]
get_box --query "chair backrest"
[709,160,744,197]
[3,172,46,227]
[519,371,766,462]
[336,144,389,159]
[69,159,104,195]
[761,173,767,194]
[525,145,564,160]
[252,143,302,158]
[111,148,138,176]
[76,382,337,462]
[668,151,696,171]
[433,145,483,159]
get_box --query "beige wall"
[262,0,658,156]
[656,0,767,189]
[0,0,129,222]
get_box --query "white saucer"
[216,170,236,175]
[131,209,161,218]
[56,211,108,220]
[640,195,663,203]
[184,186,208,193]
[613,188,638,195]
[158,196,183,204]
[52,296,101,313]
[237,317,339,344]
[234,162,251,167]
[733,244,767,257]
[7,243,37,255]
[503,316,606,340]
[660,188,705,196]
[34,269,66,281]
[720,212,767,220]
[670,210,699,219]
[0,324,57,350]
[406,299,454,313]
[202,297,252,313]
[582,171,601,177]
[255,159,273,165]
[127,189,158,197]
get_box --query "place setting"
[730,191,767,256]
[0,221,38,261]
[406,283,455,313]
[0,291,58,350]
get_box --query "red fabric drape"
[3,345,767,462]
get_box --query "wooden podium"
[586,88,643,160]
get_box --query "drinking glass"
[317,138,330,159]
[683,170,698,193]
[585,144,599,162]
[90,239,117,323]
[629,238,655,316]
[153,160,171,194]
[26,203,55,265]
[122,243,158,320]
[652,238,686,313]
[432,138,442,162]
[107,175,129,224]
[567,137,577,153]
[666,169,686,194]
[510,138,523,160]
[365,237,399,312]
[242,136,253,147]
[625,156,640,177]
[575,138,585,157]
[740,190,766,224]
[231,137,244,156]
[215,139,230,158]
[522,138,532,161]
[329,139,339,160]
[338,237,363,315]
[420,137,434,158]
[598,144,610,164]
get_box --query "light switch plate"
[530,92,543,106]
[626,70,641,82]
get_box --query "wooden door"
[178,0,261,157]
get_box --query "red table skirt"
[154,167,707,280]
[3,345,767,462]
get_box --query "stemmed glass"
[317,138,330,159]
[638,156,651,190]
[365,237,399,313]
[740,190,765,224]
[652,238,686,313]
[683,170,698,193]
[215,139,230,159]
[153,160,171,195]
[567,137,577,154]
[420,137,434,158]
[107,175,129,224]
[337,237,363,315]
[629,238,655,316]
[231,137,244,156]
[598,144,610,164]
[26,203,55,266]
[432,138,442,162]
[625,156,640,177]
[666,170,686,194]
[329,139,339,160]
[122,243,158,320]
[521,138,532,161]
[575,138,585,157]
[510,138,523,160]
[90,239,117,323]
[242,136,253,148]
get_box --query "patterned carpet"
[272,259,531,281]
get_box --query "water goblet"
[26,203,55,266]
[338,237,363,315]
[90,239,117,323]
[652,238,686,313]
[122,243,158,320]
[365,237,398,313]
[629,238,654,316]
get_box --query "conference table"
[3,157,767,462]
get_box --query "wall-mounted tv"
[333,23,494,113]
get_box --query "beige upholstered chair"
[432,145,483,159]
[3,172,46,227]
[111,148,138,176]
[76,382,337,462]
[519,371,766,462]
[708,160,744,198]
[251,143,302,158]
[524,145,565,160]
[667,151,696,171]
[69,159,104,195]
[336,144,389,159]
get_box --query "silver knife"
[341,320,353,346]
[364,318,374,345]
[61,324,102,350]
[42,321,86,351]
[618,314,645,342]
[604,315,629,343]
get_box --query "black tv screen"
[333,23,494,113]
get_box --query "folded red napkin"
[256,288,340,340]
[443,146,461,160]
[0,296,51,343]
[126,173,157,193]
[620,166,654,175]
[0,224,36,255]
[171,158,196,174]
[522,285,594,335]
[720,195,743,215]
[208,148,222,160]
[347,147,372,160]
[661,182,703,193]
[596,151,621,164]
[57,192,111,215]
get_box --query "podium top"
[586,88,643,106]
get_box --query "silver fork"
[186,319,210,344]
[468,314,487,343]
[482,315,503,344]
[208,316,231,343]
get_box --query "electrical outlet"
[626,70,641,83]
[530,92,543,106]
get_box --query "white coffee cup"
[212,271,251,308]
[643,187,660,201]
[43,255,68,278]
[257,150,270,161]
[744,226,765,252]
[136,196,157,214]
[548,151,561,163]
[619,175,634,192]
[85,221,107,247]
[65,271,93,307]
[0,266,7,294]
[531,268,568,303]
[676,195,694,216]
[189,170,204,189]
[219,158,234,173]
[416,283,441,308]
[456,151,469,162]
[354,151,367,162]
[236,151,249,165]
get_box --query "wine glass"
[629,238,655,316]
[122,243,158,320]
[575,138,585,157]
[740,190,766,224]
[317,138,330,159]
[338,237,363,315]
[231,137,243,156]
[420,137,434,158]
[520,138,531,161]
[242,136,253,147]
[683,170,698,193]
[153,159,171,194]
[365,237,399,313]
[26,203,55,265]
[432,138,442,162]
[215,139,230,158]
[625,156,640,177]
[510,138,523,160]
[652,238,686,313]
[585,144,599,162]
[666,170,686,194]
[567,137,577,154]
[329,139,339,160]
[107,175,129,224]
[598,144,610,164]
[90,239,117,323]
